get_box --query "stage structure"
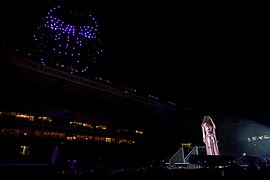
[167,116,223,169]
[166,146,203,169]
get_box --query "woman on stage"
[201,116,220,155]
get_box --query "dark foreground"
[1,164,270,178]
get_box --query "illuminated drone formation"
[34,5,103,74]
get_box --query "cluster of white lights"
[248,135,270,142]
[148,94,159,100]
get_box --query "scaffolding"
[166,146,204,169]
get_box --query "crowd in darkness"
[1,160,270,177]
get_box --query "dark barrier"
[187,154,235,167]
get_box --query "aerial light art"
[33,5,103,74]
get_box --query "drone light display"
[34,5,103,74]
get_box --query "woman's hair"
[202,116,216,128]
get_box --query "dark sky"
[1,0,270,121]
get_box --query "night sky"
[1,0,270,122]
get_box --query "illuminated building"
[0,52,199,167]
